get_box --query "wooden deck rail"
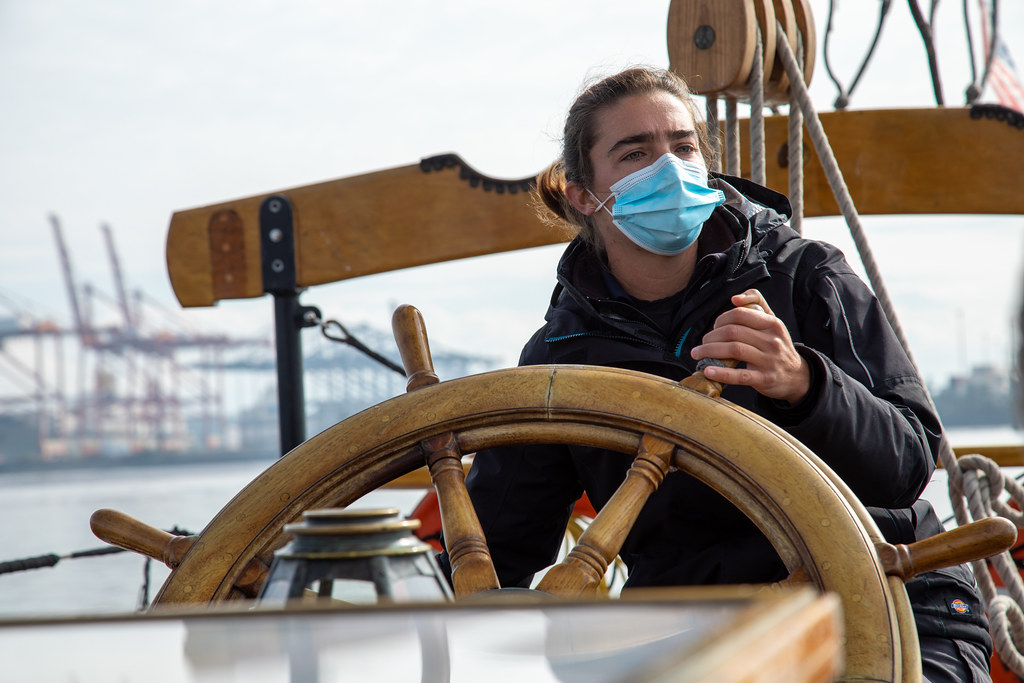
[166,109,1024,308]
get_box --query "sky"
[2,0,1024,404]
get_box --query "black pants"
[921,636,992,683]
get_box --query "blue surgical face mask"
[588,153,726,255]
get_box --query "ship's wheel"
[92,305,1015,683]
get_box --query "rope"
[138,557,152,611]
[317,317,407,376]
[788,32,805,234]
[749,26,767,186]
[706,96,722,173]
[0,546,123,575]
[774,24,914,364]
[951,453,1024,674]
[776,19,1024,676]
[974,0,1002,103]
[725,99,740,176]
[822,0,893,109]
[907,0,947,105]
[963,0,982,102]
[0,525,195,577]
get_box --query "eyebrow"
[606,129,697,157]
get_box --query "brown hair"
[535,66,715,248]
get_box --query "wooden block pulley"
[668,0,815,104]
[667,0,758,95]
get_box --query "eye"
[623,150,645,161]
[674,143,697,156]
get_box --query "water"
[0,427,1019,620]
[0,459,427,619]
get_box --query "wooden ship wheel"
[92,305,1015,683]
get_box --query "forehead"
[592,91,696,148]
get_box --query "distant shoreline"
[0,449,278,475]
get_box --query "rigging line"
[779,22,1024,674]
[750,25,766,186]
[788,31,805,235]
[907,0,947,105]
[0,526,195,576]
[846,1,893,102]
[775,22,912,365]
[319,318,407,376]
[822,0,846,106]
[773,18,956,466]
[724,99,740,177]
[705,96,721,173]
[964,0,981,100]
[822,0,893,109]
[977,0,1001,95]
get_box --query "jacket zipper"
[545,330,667,352]
[673,328,692,358]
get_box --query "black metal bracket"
[259,194,321,456]
[260,194,298,293]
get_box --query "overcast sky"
[2,0,1023,398]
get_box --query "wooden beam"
[746,107,1024,218]
[166,156,559,307]
[166,108,1024,307]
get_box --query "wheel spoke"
[537,434,674,597]
[421,431,500,597]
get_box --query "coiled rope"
[770,19,1024,676]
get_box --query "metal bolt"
[269,228,283,243]
[271,259,285,273]
[268,198,282,213]
[694,25,715,50]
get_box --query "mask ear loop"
[586,189,614,216]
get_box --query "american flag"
[977,1,1024,112]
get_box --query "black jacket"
[451,175,990,649]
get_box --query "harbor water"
[0,459,426,619]
[0,426,1020,620]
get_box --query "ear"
[565,180,597,216]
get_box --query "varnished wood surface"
[736,0,778,101]
[536,434,676,597]
[761,0,797,104]
[952,443,1024,467]
[392,303,439,391]
[746,107,1024,217]
[166,159,557,307]
[791,0,816,89]
[876,517,1017,581]
[667,0,757,94]
[166,108,1024,308]
[89,508,268,598]
[421,431,500,596]
[381,440,1024,492]
[673,588,842,683]
[90,508,195,568]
